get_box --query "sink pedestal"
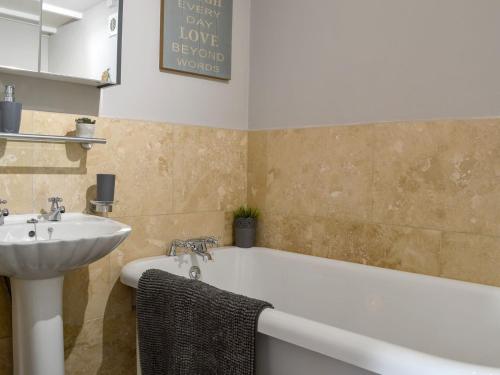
[11,276,65,375]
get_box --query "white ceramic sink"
[0,213,131,375]
[0,213,130,279]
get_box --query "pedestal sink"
[0,213,131,375]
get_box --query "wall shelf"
[0,133,107,150]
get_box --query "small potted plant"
[233,206,260,248]
[75,117,96,138]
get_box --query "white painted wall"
[45,1,118,82]
[99,0,250,130]
[4,0,500,130]
[249,0,500,129]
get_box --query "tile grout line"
[111,209,229,220]
[171,126,176,216]
[369,124,376,224]
[258,208,500,241]
[31,113,36,213]
[437,230,444,277]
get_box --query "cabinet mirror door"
[39,0,122,85]
[0,0,42,72]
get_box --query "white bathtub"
[120,247,500,375]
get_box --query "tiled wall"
[0,111,247,374]
[2,113,500,373]
[248,120,500,287]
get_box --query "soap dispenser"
[0,85,22,133]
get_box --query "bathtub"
[120,247,500,375]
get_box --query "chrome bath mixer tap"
[168,237,219,261]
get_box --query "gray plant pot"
[234,217,257,248]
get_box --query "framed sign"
[160,0,233,80]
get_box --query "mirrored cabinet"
[0,0,122,86]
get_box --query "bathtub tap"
[0,199,8,225]
[168,237,218,261]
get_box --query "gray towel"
[137,269,273,375]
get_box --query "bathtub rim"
[122,246,500,294]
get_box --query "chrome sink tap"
[168,237,219,261]
[0,199,9,225]
[48,197,65,222]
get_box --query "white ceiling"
[0,0,105,15]
[44,0,103,13]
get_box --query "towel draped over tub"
[137,269,273,375]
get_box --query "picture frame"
[160,0,233,80]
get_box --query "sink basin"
[0,213,131,375]
[0,213,131,279]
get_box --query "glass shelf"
[0,132,107,149]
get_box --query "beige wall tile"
[312,218,385,265]
[0,145,33,168]
[32,143,87,170]
[223,211,235,246]
[63,257,110,325]
[263,126,373,221]
[99,312,137,375]
[64,313,136,375]
[30,111,93,213]
[441,232,500,287]
[64,318,103,357]
[101,278,134,319]
[0,174,33,214]
[373,119,500,236]
[312,218,441,276]
[380,226,441,276]
[247,131,268,208]
[88,118,175,217]
[173,126,247,213]
[0,110,34,213]
[20,110,34,133]
[0,338,12,375]
[33,111,85,136]
[65,318,104,375]
[257,212,313,254]
[33,174,91,214]
[0,284,10,339]
[30,117,176,216]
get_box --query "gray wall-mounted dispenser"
[0,85,22,134]
[91,174,116,213]
[97,174,115,202]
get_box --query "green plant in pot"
[75,117,96,138]
[233,206,260,248]
[76,117,96,125]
